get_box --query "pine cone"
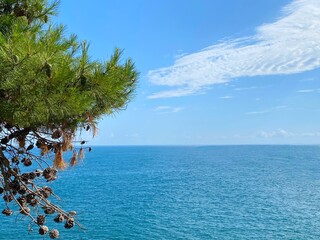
[1,136,9,144]
[21,173,30,183]
[43,63,52,78]
[64,218,75,229]
[3,195,13,202]
[12,54,19,64]
[17,196,27,206]
[39,226,49,235]
[13,4,26,17]
[22,157,32,167]
[43,206,55,215]
[43,167,57,182]
[49,229,59,239]
[37,215,46,225]
[9,179,20,191]
[2,209,13,216]
[54,213,65,223]
[17,185,27,195]
[29,172,37,180]
[11,156,19,164]
[29,198,39,207]
[35,169,43,177]
[51,130,62,139]
[39,186,52,198]
[20,207,30,215]
[26,193,36,203]
[26,144,34,151]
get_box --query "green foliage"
[0,0,138,130]
[0,0,138,237]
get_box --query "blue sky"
[57,0,320,145]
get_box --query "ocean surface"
[1,145,320,239]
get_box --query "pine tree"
[0,0,137,237]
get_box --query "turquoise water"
[1,145,320,239]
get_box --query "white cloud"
[153,106,184,113]
[219,95,233,99]
[235,86,258,91]
[256,129,320,138]
[125,133,139,138]
[108,132,115,138]
[174,49,187,59]
[148,87,202,99]
[148,0,320,98]
[246,105,286,115]
[246,110,269,115]
[300,77,315,82]
[301,132,320,137]
[296,89,316,93]
[256,129,294,138]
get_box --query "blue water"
[1,145,320,239]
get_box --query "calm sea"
[1,145,320,239]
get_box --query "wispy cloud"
[153,106,184,113]
[246,110,269,115]
[257,129,294,138]
[256,129,320,138]
[296,89,319,93]
[148,0,320,98]
[300,77,315,82]
[125,133,139,138]
[246,105,286,115]
[235,86,258,91]
[219,95,233,99]
[206,129,320,140]
[107,132,115,139]
[148,88,203,99]
[174,49,187,59]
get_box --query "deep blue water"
[2,145,320,239]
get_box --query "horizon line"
[83,144,320,147]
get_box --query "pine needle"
[53,148,67,170]
[69,151,78,166]
[78,148,85,160]
[40,145,49,156]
